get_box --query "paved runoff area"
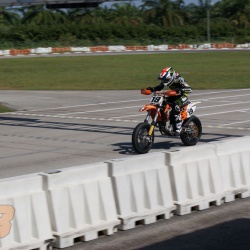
[0,89,249,179]
[0,89,250,249]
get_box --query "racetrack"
[0,88,249,179]
[0,88,250,250]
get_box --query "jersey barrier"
[0,136,249,249]
[40,163,120,248]
[165,144,226,215]
[107,153,176,230]
[211,136,250,202]
[0,174,53,250]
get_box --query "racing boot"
[175,115,182,136]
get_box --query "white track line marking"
[112,113,145,119]
[199,108,250,117]
[57,105,142,115]
[4,100,250,119]
[3,112,250,131]
[5,112,140,123]
[220,119,250,126]
[17,94,250,117]
[204,125,250,131]
[9,89,250,113]
[20,99,142,112]
[197,93,250,102]
[199,100,250,109]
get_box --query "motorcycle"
[132,89,202,154]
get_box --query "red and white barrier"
[1,43,249,57]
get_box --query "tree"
[142,0,185,27]
[0,7,20,26]
[21,5,67,25]
[214,0,250,28]
[110,2,143,25]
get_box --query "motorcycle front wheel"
[132,122,154,154]
[180,116,202,146]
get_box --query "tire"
[132,122,154,154]
[180,116,202,146]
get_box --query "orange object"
[181,106,188,120]
[141,88,152,95]
[166,90,178,96]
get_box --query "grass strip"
[0,103,14,112]
[0,51,249,90]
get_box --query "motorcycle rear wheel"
[180,116,202,146]
[132,122,154,154]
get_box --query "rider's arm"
[147,82,164,92]
[175,76,192,94]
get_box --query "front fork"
[146,108,160,136]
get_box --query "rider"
[146,67,192,135]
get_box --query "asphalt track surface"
[0,89,250,249]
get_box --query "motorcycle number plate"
[150,96,163,105]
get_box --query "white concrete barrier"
[41,163,120,249]
[34,47,52,54]
[0,174,53,250]
[198,43,212,49]
[147,45,169,51]
[158,44,169,50]
[165,144,225,215]
[2,50,10,56]
[107,152,176,230]
[70,47,91,52]
[211,136,250,202]
[108,45,126,51]
[1,137,249,249]
[236,43,250,48]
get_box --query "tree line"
[0,0,249,49]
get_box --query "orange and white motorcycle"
[132,89,202,154]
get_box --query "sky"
[101,0,220,8]
[184,0,220,4]
[185,0,202,4]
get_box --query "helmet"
[158,67,176,86]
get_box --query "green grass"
[0,51,249,90]
[0,103,14,112]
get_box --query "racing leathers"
[148,73,192,135]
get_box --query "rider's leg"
[174,95,188,135]
[172,102,182,134]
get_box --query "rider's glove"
[146,87,154,92]
[175,89,182,95]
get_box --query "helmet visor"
[163,77,172,83]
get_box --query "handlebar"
[166,90,179,96]
[141,89,179,97]
[141,89,152,95]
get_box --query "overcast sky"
[100,0,221,8]
[102,0,220,7]
[184,0,220,4]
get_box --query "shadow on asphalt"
[112,141,180,155]
[112,132,242,155]
[0,116,243,156]
[137,218,250,250]
[0,116,133,135]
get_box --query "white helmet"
[158,67,176,86]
